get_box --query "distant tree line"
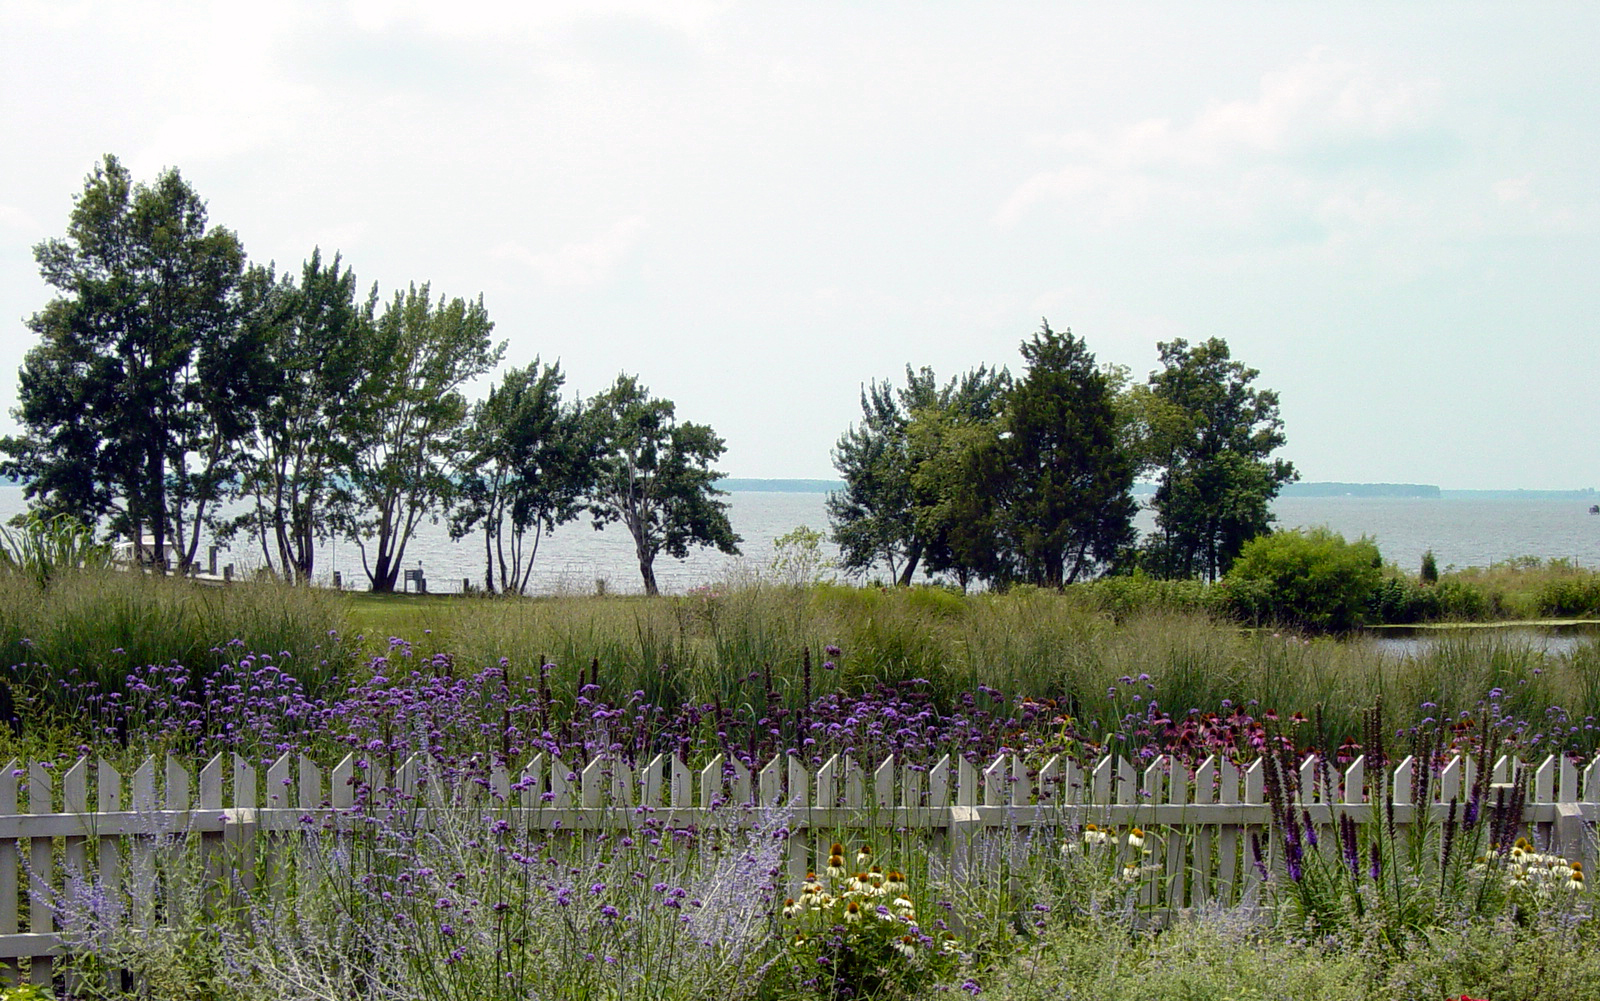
[1,156,740,594]
[827,323,1297,589]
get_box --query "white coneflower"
[941,936,960,953]
[892,895,915,915]
[783,898,800,919]
[885,871,908,895]
[893,934,917,958]
[826,855,847,879]
[1083,823,1110,845]
[844,900,862,923]
[1127,827,1146,850]
[857,844,874,866]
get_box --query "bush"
[1222,527,1382,633]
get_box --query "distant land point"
[717,479,1598,501]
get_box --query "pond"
[1364,620,1600,657]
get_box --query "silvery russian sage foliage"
[218,791,790,1001]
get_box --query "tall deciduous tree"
[828,365,1008,584]
[1143,337,1297,581]
[994,322,1136,586]
[333,284,504,592]
[230,249,375,582]
[1,155,260,569]
[587,375,740,596]
[451,360,595,595]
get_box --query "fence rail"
[1,747,1596,986]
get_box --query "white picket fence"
[0,748,1596,987]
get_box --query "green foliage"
[1142,338,1297,581]
[993,322,1137,587]
[1,154,260,570]
[1224,527,1382,632]
[451,360,595,595]
[227,248,376,583]
[332,282,505,592]
[0,512,112,585]
[588,375,741,596]
[828,365,1009,585]
[768,525,836,587]
[1420,549,1439,585]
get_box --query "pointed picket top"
[0,758,17,814]
[1392,756,1415,807]
[957,755,980,808]
[670,755,692,809]
[1342,756,1365,806]
[298,755,323,810]
[728,757,751,806]
[902,759,925,809]
[1167,756,1188,807]
[1011,754,1032,806]
[548,756,572,808]
[1219,758,1241,805]
[232,754,257,810]
[983,755,1007,807]
[786,754,809,808]
[842,755,864,809]
[1141,757,1165,806]
[331,755,356,810]
[63,758,89,815]
[1092,755,1114,804]
[1438,756,1462,804]
[1533,755,1557,804]
[520,754,545,811]
[873,756,894,809]
[132,756,158,813]
[1036,755,1061,805]
[640,754,665,808]
[928,755,950,809]
[1242,758,1264,805]
[97,759,122,813]
[1194,757,1217,806]
[25,762,50,814]
[610,758,634,808]
[1116,757,1139,806]
[759,755,783,807]
[490,762,511,804]
[266,753,293,806]
[397,754,422,801]
[698,754,723,809]
[582,757,608,808]
[1299,755,1320,804]
[1491,754,1513,786]
[1461,755,1478,802]
[196,754,224,811]
[162,754,190,811]
[1584,754,1600,803]
[815,755,838,810]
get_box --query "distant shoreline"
[716,478,1598,500]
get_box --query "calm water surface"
[1,488,1595,595]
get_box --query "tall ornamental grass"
[0,566,350,712]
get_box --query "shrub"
[1420,549,1439,585]
[1223,527,1382,633]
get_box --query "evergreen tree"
[1144,338,1297,581]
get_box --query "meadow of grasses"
[1,565,1599,999]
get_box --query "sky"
[1,2,1596,488]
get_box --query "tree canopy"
[587,375,741,596]
[1,155,259,570]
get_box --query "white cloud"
[997,50,1442,229]
[494,216,648,288]
[340,0,728,41]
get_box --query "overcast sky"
[2,2,1596,488]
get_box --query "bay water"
[0,487,1595,595]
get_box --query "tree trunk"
[638,556,659,597]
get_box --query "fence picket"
[0,748,1593,974]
